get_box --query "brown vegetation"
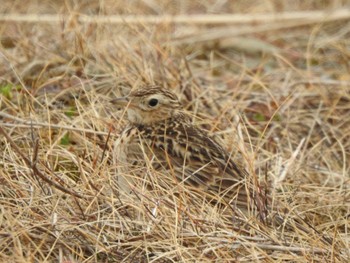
[0,1,349,262]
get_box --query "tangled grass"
[0,1,349,262]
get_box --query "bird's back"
[119,113,253,207]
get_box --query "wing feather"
[134,117,249,201]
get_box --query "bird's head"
[112,86,183,125]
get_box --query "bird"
[111,86,332,247]
[112,85,264,214]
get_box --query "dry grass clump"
[1,1,350,262]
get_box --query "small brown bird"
[112,86,331,246]
[113,86,261,211]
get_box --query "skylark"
[113,86,261,210]
[111,86,332,245]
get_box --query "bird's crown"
[114,85,183,124]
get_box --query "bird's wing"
[139,121,250,201]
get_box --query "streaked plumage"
[113,86,256,208]
[112,86,331,246]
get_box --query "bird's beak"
[110,96,131,108]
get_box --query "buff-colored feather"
[113,86,256,210]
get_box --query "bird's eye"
[148,98,159,107]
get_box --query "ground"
[0,1,349,262]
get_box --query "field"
[0,1,350,262]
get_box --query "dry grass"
[1,1,350,262]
